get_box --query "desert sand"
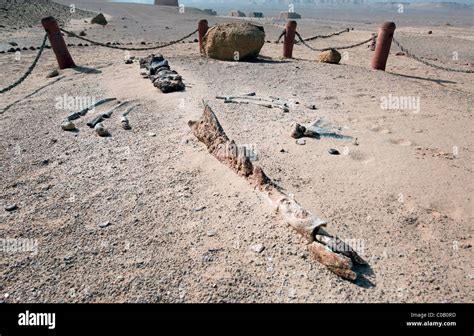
[0,0,472,303]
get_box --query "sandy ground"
[0,1,473,303]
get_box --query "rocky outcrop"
[229,10,246,17]
[280,12,302,19]
[154,0,179,6]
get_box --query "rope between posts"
[295,31,376,52]
[0,33,48,94]
[59,28,198,51]
[392,36,474,74]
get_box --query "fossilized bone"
[86,101,129,128]
[290,118,353,140]
[188,103,366,280]
[216,92,290,112]
[65,97,116,121]
[120,104,139,130]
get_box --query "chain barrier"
[59,28,198,51]
[276,28,351,44]
[0,33,48,94]
[276,30,286,43]
[300,28,351,42]
[392,36,474,74]
[295,31,376,52]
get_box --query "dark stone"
[5,204,18,212]
[91,13,107,25]
[328,148,340,155]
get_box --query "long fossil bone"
[188,103,366,280]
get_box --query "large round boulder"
[202,23,265,61]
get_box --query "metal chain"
[392,36,474,74]
[0,33,48,94]
[295,31,375,52]
[59,28,198,51]
[276,28,350,44]
[276,29,286,43]
[300,28,351,42]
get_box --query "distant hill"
[0,0,94,29]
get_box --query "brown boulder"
[202,23,265,61]
[318,49,341,64]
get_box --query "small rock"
[206,230,216,237]
[95,123,110,137]
[395,51,405,56]
[353,138,359,146]
[318,49,341,64]
[79,30,87,36]
[250,243,265,253]
[4,293,10,299]
[296,139,306,145]
[193,206,206,212]
[99,221,111,228]
[288,288,297,299]
[125,58,133,64]
[63,256,73,264]
[147,132,156,137]
[46,69,59,78]
[328,148,340,155]
[5,204,18,212]
[427,30,432,34]
[306,104,317,110]
[61,121,76,131]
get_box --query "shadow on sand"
[73,66,102,74]
[353,263,376,288]
[388,72,456,85]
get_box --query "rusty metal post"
[41,16,75,69]
[198,19,209,54]
[371,22,396,71]
[283,20,297,58]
